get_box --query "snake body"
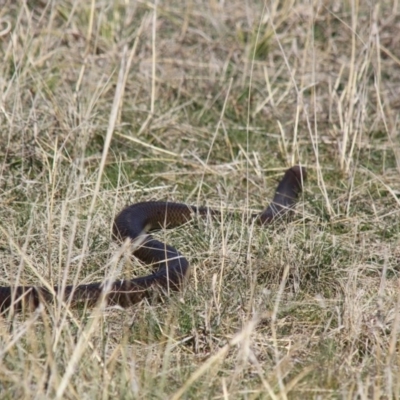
[0,166,306,313]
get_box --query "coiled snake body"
[0,166,306,313]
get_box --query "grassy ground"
[1,0,400,398]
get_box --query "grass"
[1,0,400,398]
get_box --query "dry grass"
[1,0,400,398]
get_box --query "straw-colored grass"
[1,0,400,398]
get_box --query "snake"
[0,165,306,313]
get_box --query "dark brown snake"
[0,166,306,313]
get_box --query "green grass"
[1,0,400,398]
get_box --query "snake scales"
[0,166,306,313]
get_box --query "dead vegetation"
[1,0,400,398]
